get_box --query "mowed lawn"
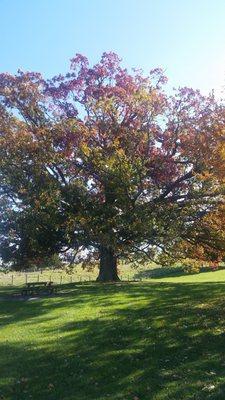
[1,272,225,399]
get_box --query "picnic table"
[21,281,57,296]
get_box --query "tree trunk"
[96,246,120,282]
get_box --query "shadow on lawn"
[133,267,186,279]
[133,266,225,280]
[1,282,225,399]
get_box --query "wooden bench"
[21,281,57,296]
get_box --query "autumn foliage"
[0,53,224,280]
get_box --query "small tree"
[0,53,224,280]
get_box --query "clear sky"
[0,0,225,96]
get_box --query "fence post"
[25,274,28,284]
[37,274,39,283]
[70,276,72,283]
[60,275,62,285]
[11,275,14,285]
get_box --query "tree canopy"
[0,53,224,280]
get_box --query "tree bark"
[96,246,120,282]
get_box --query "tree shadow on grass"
[134,266,225,280]
[1,282,225,399]
[133,267,185,279]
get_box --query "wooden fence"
[0,273,137,286]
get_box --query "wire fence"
[0,272,139,286]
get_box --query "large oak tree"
[0,53,224,280]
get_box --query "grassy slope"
[154,269,225,283]
[1,272,225,399]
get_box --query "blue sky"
[0,0,224,96]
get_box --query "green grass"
[153,268,225,283]
[1,271,225,399]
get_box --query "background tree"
[0,53,224,280]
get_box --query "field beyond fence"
[0,264,146,286]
